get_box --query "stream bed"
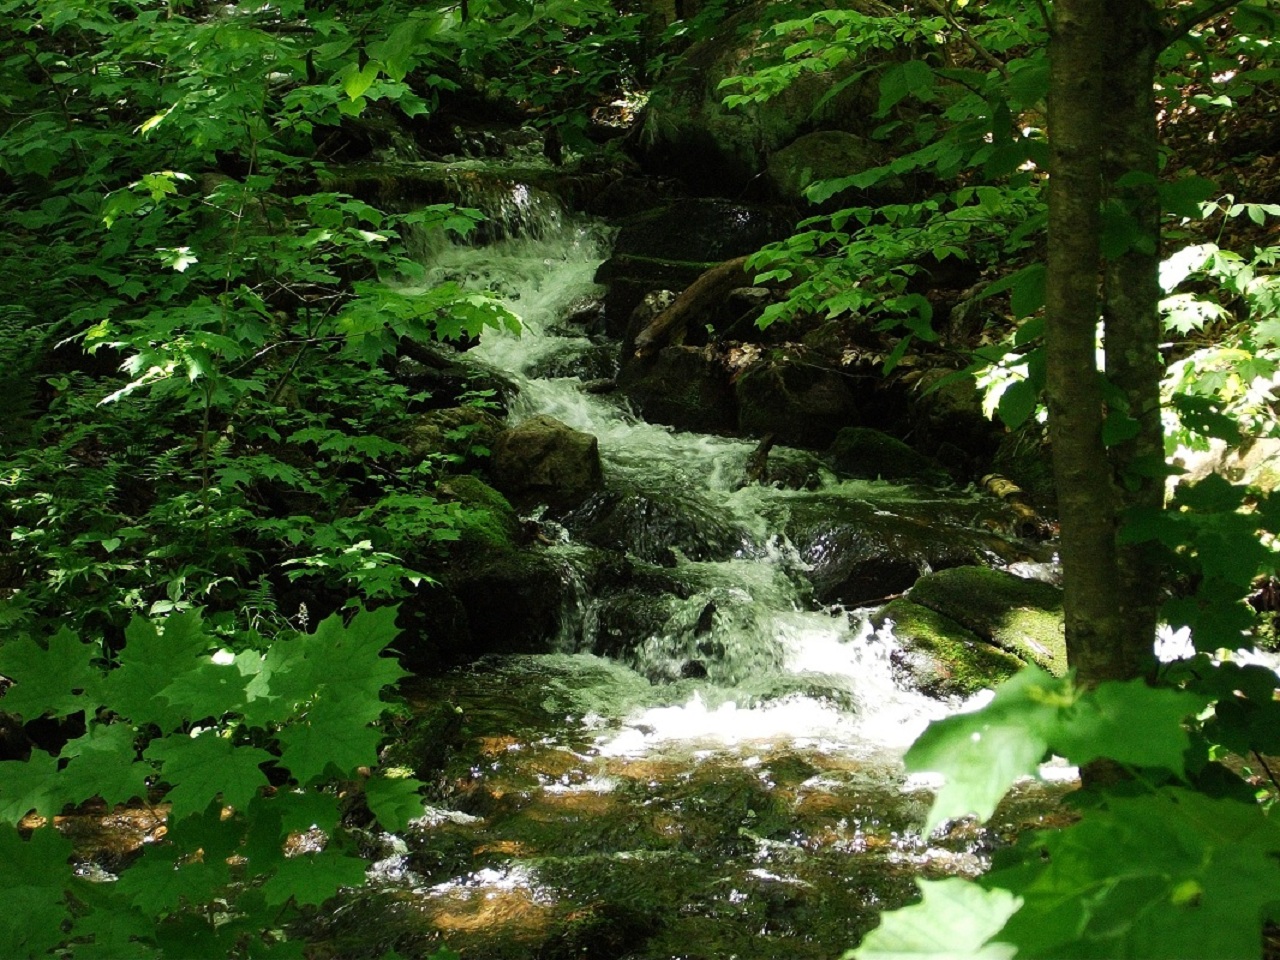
[301,184,1076,958]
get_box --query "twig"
[1162,0,1239,51]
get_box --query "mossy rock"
[436,475,521,551]
[907,567,1066,675]
[875,599,1025,698]
[826,427,950,484]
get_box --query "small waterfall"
[408,184,974,755]
[327,177,1075,960]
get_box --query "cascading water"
[317,182,1074,959]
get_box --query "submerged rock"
[906,566,1067,674]
[491,414,605,511]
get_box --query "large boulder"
[629,0,887,193]
[874,599,1026,698]
[765,130,895,211]
[778,494,1022,607]
[906,566,1067,674]
[618,345,738,435]
[735,351,857,449]
[597,198,794,334]
[491,415,604,511]
[826,427,950,484]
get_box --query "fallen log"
[633,255,751,357]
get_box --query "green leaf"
[996,378,1039,430]
[262,847,369,907]
[0,750,68,823]
[1053,680,1209,773]
[0,827,76,958]
[0,627,98,718]
[847,878,1020,960]
[61,723,150,808]
[1159,176,1217,220]
[365,774,425,832]
[341,61,381,101]
[995,789,1280,959]
[906,668,1064,833]
[145,732,273,818]
[277,699,383,784]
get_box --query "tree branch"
[1161,0,1239,51]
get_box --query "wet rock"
[907,566,1066,674]
[628,0,885,193]
[874,599,1025,698]
[435,475,522,551]
[491,414,605,512]
[524,341,618,381]
[736,353,857,449]
[618,346,738,435]
[566,488,749,565]
[826,427,950,484]
[780,495,1013,607]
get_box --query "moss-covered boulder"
[874,599,1025,698]
[435,475,521,552]
[491,414,605,512]
[404,406,504,469]
[629,0,886,193]
[907,566,1066,674]
[826,427,950,484]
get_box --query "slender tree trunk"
[1100,0,1164,681]
[1045,0,1127,683]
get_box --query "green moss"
[908,567,1067,675]
[436,475,520,550]
[876,599,1026,697]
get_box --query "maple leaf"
[0,627,100,719]
[60,723,149,808]
[261,847,369,907]
[145,732,273,818]
[0,827,78,958]
[847,877,1021,960]
[276,699,382,784]
[365,774,426,833]
[0,751,70,823]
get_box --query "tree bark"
[1100,0,1164,681]
[1045,0,1127,684]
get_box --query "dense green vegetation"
[2,0,1280,956]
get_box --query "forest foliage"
[2,0,1280,957]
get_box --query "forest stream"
[290,178,1077,959]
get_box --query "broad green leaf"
[0,627,98,718]
[106,612,218,729]
[277,699,382,784]
[907,668,1063,833]
[994,789,1280,959]
[0,827,76,958]
[1052,680,1209,774]
[0,750,68,822]
[847,878,1021,960]
[341,60,381,101]
[61,723,150,808]
[996,378,1039,430]
[365,774,426,832]
[145,732,273,818]
[262,847,369,906]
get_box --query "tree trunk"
[1100,0,1164,681]
[1045,0,1127,683]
